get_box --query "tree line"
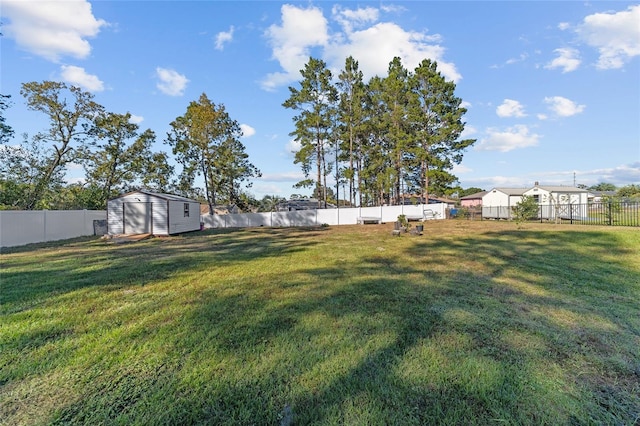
[283,56,475,208]
[0,82,260,211]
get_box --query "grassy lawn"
[1,221,639,425]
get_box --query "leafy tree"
[458,187,485,198]
[512,195,539,225]
[283,57,338,208]
[0,94,14,144]
[258,195,286,212]
[381,57,413,205]
[359,75,391,206]
[167,93,258,214]
[588,182,617,192]
[0,136,65,209]
[617,184,640,199]
[407,59,475,204]
[212,136,261,209]
[19,81,104,209]
[336,56,367,206]
[85,112,173,207]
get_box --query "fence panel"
[0,210,107,248]
[482,202,639,227]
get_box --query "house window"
[184,203,190,217]
[532,195,540,203]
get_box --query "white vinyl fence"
[202,204,446,229]
[0,210,106,249]
[1,204,446,248]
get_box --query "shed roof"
[112,189,199,203]
[490,188,528,196]
[534,186,588,193]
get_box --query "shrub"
[512,195,539,225]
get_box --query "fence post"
[539,205,542,223]
[570,204,573,224]
[608,202,612,226]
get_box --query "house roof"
[490,188,529,196]
[534,186,588,193]
[460,191,488,200]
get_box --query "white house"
[482,188,528,219]
[107,190,201,236]
[524,185,589,220]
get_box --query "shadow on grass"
[3,226,639,425]
[0,227,324,314]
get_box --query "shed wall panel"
[167,201,200,234]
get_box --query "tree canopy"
[167,93,260,213]
[286,56,475,206]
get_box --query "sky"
[1,0,639,200]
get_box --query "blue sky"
[1,1,639,199]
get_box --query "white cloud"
[332,5,379,33]
[545,47,581,73]
[129,114,144,124]
[476,125,541,152]
[326,21,459,82]
[240,124,255,138]
[262,4,460,90]
[452,163,472,174]
[155,67,189,96]
[285,139,301,155]
[60,65,104,92]
[496,99,526,118]
[505,52,528,65]
[1,0,106,62]
[530,163,640,187]
[260,171,305,182]
[577,5,640,69]
[460,125,477,140]
[544,96,585,117]
[558,22,571,31]
[262,4,329,91]
[215,26,234,51]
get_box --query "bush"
[512,196,539,224]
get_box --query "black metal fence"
[480,202,640,227]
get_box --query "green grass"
[1,221,639,425]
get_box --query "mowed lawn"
[1,220,639,425]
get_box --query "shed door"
[124,202,152,234]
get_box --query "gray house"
[107,190,201,236]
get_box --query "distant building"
[460,191,487,207]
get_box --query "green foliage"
[458,187,485,198]
[283,57,338,207]
[258,195,286,212]
[167,93,260,213]
[85,112,173,207]
[588,182,617,192]
[18,81,104,209]
[294,56,475,207]
[397,214,411,229]
[617,184,640,199]
[512,195,539,224]
[336,56,367,206]
[0,93,14,144]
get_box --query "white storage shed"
[107,190,201,236]
[482,188,528,219]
